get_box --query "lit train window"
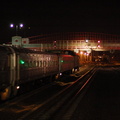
[29,61,32,67]
[39,61,42,67]
[33,61,36,67]
[36,61,39,67]
[44,61,48,67]
[24,61,29,67]
[43,61,46,67]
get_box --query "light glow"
[98,40,100,43]
[17,86,20,89]
[60,60,64,62]
[20,23,23,28]
[10,24,14,28]
[20,60,25,64]
[98,45,100,48]
[80,51,83,54]
[60,73,62,76]
[86,40,88,43]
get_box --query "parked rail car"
[59,54,75,73]
[47,49,80,73]
[0,46,59,100]
[0,47,80,101]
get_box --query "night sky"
[0,0,120,43]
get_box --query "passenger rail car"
[47,49,80,73]
[0,46,80,100]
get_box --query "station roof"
[28,32,120,44]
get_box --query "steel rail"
[17,67,97,120]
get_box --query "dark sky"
[0,0,120,43]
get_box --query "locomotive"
[0,45,80,100]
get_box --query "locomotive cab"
[0,46,17,100]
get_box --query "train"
[0,45,80,100]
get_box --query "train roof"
[0,45,53,55]
[0,45,78,56]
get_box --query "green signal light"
[60,60,64,63]
[20,60,25,64]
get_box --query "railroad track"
[0,66,97,120]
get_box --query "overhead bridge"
[10,32,120,63]
[20,32,120,51]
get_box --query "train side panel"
[59,55,75,73]
[74,55,80,70]
[19,53,44,83]
[43,54,59,77]
[19,53,59,84]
